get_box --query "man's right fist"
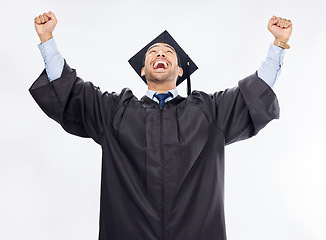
[34,11,57,43]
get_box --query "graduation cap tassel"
[186,61,191,96]
[187,75,191,96]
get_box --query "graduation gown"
[29,61,280,240]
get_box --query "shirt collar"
[146,88,179,103]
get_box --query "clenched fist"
[268,16,292,43]
[34,11,57,43]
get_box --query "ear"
[178,67,183,77]
[141,67,145,77]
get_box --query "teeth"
[154,61,168,69]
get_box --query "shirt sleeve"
[257,43,285,88]
[38,38,64,82]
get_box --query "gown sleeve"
[29,60,118,144]
[213,72,280,145]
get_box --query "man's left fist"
[268,16,293,43]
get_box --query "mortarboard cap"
[128,30,198,95]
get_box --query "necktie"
[155,92,173,108]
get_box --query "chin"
[152,75,176,83]
[146,73,169,83]
[147,78,168,84]
[145,69,178,84]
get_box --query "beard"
[144,68,178,85]
[146,74,172,84]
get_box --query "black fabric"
[29,61,280,240]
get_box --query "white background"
[1,0,326,239]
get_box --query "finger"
[270,15,278,23]
[268,15,278,30]
[284,20,290,28]
[286,20,292,28]
[39,14,45,24]
[46,11,57,22]
[43,13,49,22]
[276,17,282,27]
[280,19,285,28]
[34,17,41,24]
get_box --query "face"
[141,43,183,84]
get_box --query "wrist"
[274,37,289,43]
[273,38,290,49]
[39,33,53,44]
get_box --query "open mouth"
[153,60,169,70]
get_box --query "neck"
[147,81,176,93]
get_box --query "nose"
[157,50,165,58]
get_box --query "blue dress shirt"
[146,89,179,104]
[38,38,64,82]
[38,38,285,102]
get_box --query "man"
[31,11,292,240]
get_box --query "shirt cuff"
[38,38,64,82]
[38,38,59,62]
[257,43,286,88]
[268,43,285,65]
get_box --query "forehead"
[146,43,176,53]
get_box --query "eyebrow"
[146,44,176,54]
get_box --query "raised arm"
[31,11,121,144]
[34,11,63,82]
[258,16,293,88]
[214,16,292,144]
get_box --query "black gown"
[29,61,280,240]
